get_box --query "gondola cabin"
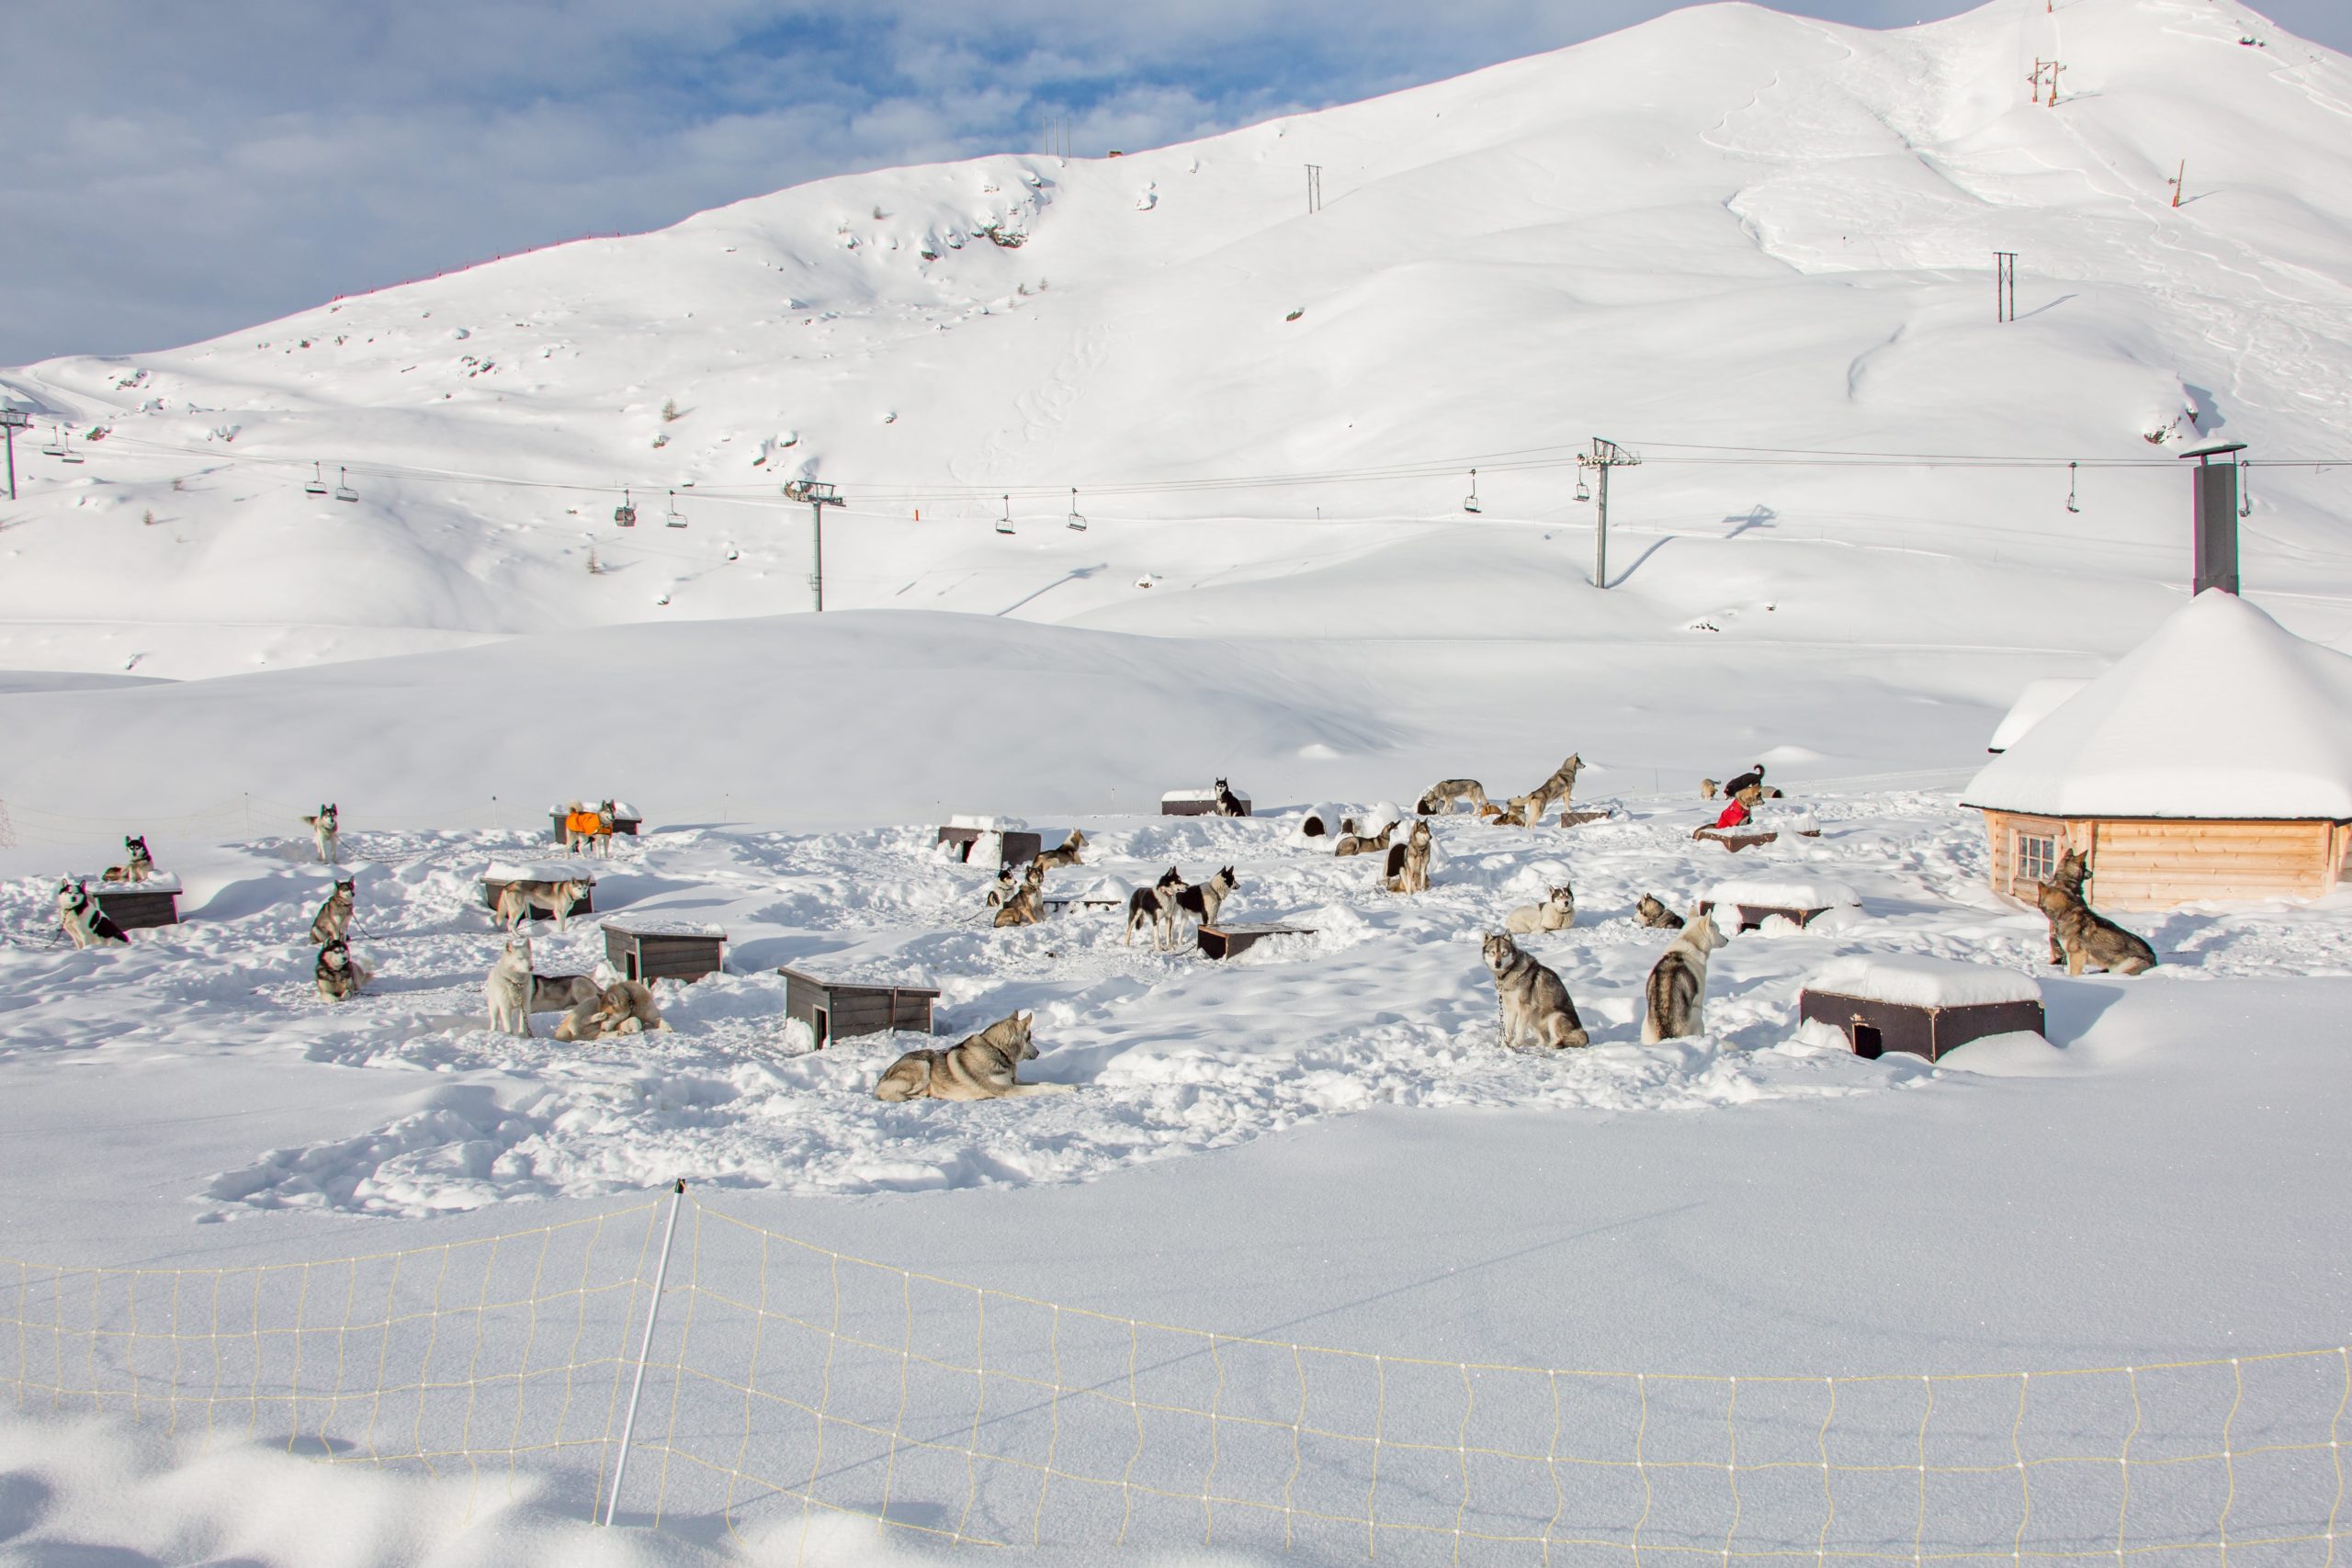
[936,815,1042,869]
[779,967,938,1049]
[1799,955,2044,1064]
[1967,592,2352,911]
[602,918,725,984]
[89,874,181,931]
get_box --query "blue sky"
[7,0,2345,365]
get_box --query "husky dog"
[554,979,673,1040]
[1504,884,1576,934]
[992,861,1046,928]
[1336,817,1358,837]
[1384,819,1433,894]
[101,835,154,884]
[1723,765,1766,800]
[1640,910,1724,1043]
[530,970,602,1016]
[1634,894,1685,931]
[2040,849,2091,964]
[984,864,1018,908]
[2035,878,2157,976]
[1212,778,1247,818]
[302,805,340,864]
[314,940,371,1001]
[1035,829,1088,870]
[1699,779,1721,800]
[1416,779,1488,817]
[1161,866,1238,950]
[1482,932,1589,1050]
[563,800,617,857]
[1507,754,1584,828]
[1333,820,1396,858]
[310,878,356,944]
[494,878,589,931]
[485,936,535,1034]
[874,1011,1076,1101]
[1124,868,1185,945]
[56,881,127,948]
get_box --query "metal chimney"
[2177,441,2245,595]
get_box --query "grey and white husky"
[2039,849,2091,964]
[874,1010,1075,1101]
[302,804,340,864]
[554,979,672,1040]
[1333,820,1396,858]
[56,881,127,948]
[1640,910,1724,1042]
[992,861,1046,928]
[1035,829,1087,870]
[1384,819,1433,894]
[485,936,536,1035]
[310,878,356,945]
[1506,754,1583,828]
[2035,875,2156,976]
[1124,868,1186,945]
[314,939,371,1001]
[1633,893,1685,931]
[1504,884,1575,934]
[1416,779,1488,816]
[1160,866,1237,950]
[1482,932,1588,1049]
[494,878,589,931]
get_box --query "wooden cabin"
[779,967,938,1048]
[1799,955,2043,1064]
[603,918,725,983]
[1965,592,2352,911]
[90,874,181,931]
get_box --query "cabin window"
[2014,831,2059,889]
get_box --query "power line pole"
[784,479,845,611]
[0,411,25,502]
[1305,164,1323,215]
[1578,438,1640,589]
[1994,251,2018,321]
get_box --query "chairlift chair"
[57,431,84,465]
[333,467,358,502]
[1574,474,1591,503]
[39,425,64,457]
[2064,460,2080,515]
[2237,455,2253,519]
[614,488,638,527]
[1066,487,1087,532]
[304,462,328,497]
[665,489,686,527]
[995,495,1014,536]
[1461,468,1481,514]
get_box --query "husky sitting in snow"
[874,1011,1074,1101]
[1035,829,1087,870]
[302,804,340,864]
[485,936,535,1035]
[100,835,154,884]
[494,878,589,931]
[310,878,356,944]
[1384,819,1433,894]
[2035,871,2156,976]
[1416,779,1487,816]
[1483,932,1588,1050]
[1333,820,1395,858]
[1505,884,1575,934]
[554,979,672,1040]
[314,939,371,1001]
[1160,866,1237,949]
[56,881,128,948]
[1211,777,1247,818]
[1123,868,1185,945]
[991,861,1046,928]
[1634,893,1685,931]
[1641,910,1724,1042]
[2039,849,2091,964]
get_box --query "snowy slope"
[2,0,2351,681]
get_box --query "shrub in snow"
[661,399,682,423]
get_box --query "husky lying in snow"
[2035,868,2156,976]
[1161,866,1237,949]
[494,878,589,931]
[1634,893,1685,931]
[529,970,601,1017]
[314,940,371,1001]
[56,881,127,948]
[1124,868,1186,946]
[1505,753,1583,828]
[1504,885,1575,934]
[553,979,673,1040]
[1483,932,1588,1050]
[1641,910,1724,1042]
[310,878,356,944]
[485,936,536,1035]
[1332,820,1395,858]
[302,804,340,864]
[1384,819,1432,894]
[101,835,154,884]
[874,1011,1075,1101]
[1416,779,1487,816]
[1035,829,1087,870]
[992,861,1046,927]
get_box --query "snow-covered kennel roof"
[1804,954,2041,1010]
[1964,592,2352,820]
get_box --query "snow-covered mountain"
[5,0,2350,685]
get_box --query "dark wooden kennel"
[603,919,725,984]
[479,870,595,921]
[1161,787,1251,817]
[89,881,180,931]
[1798,987,2045,1064]
[936,826,1044,869]
[1692,828,1779,852]
[779,966,938,1049]
[1196,923,1313,960]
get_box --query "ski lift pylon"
[1067,487,1087,532]
[333,466,358,502]
[304,462,328,497]
[665,489,686,527]
[995,494,1014,536]
[614,488,637,527]
[1462,468,1481,514]
[2064,460,2080,514]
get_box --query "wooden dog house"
[1197,923,1313,960]
[603,917,725,983]
[547,801,642,840]
[479,863,596,921]
[779,966,938,1048]
[1161,786,1250,817]
[1966,592,2352,911]
[1799,955,2044,1063]
[1698,877,1859,933]
[936,815,1042,870]
[1043,877,1129,916]
[89,874,181,931]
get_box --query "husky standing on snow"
[494,877,589,931]
[1641,910,1724,1042]
[874,1011,1075,1101]
[310,878,356,944]
[56,881,128,948]
[1483,932,1588,1050]
[101,835,154,884]
[1124,868,1185,945]
[1384,819,1433,894]
[485,936,535,1035]
[1160,866,1237,950]
[1505,884,1576,934]
[302,805,340,864]
[314,940,372,1001]
[1506,753,1583,828]
[1416,779,1488,816]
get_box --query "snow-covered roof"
[1985,678,2091,753]
[1804,954,2041,1010]
[946,813,1025,831]
[777,962,939,993]
[1705,878,1859,910]
[602,916,724,939]
[87,874,183,893]
[1161,787,1250,804]
[481,862,598,884]
[548,801,639,817]
[1965,592,2352,819]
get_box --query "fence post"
[603,1179,688,1527]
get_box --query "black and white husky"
[1160,866,1237,949]
[1640,910,1724,1042]
[56,881,127,948]
[303,804,340,864]
[1212,778,1247,818]
[1124,867,1186,946]
[314,939,371,1001]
